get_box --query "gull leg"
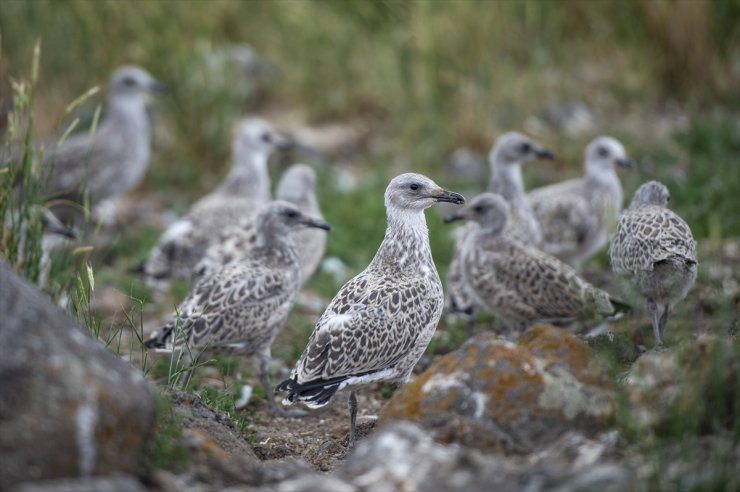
[466,312,476,339]
[647,299,663,347]
[348,390,358,448]
[658,304,670,341]
[259,356,308,418]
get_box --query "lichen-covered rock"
[0,261,156,489]
[380,325,614,452]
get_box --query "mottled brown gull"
[528,136,633,267]
[445,132,555,332]
[39,66,164,224]
[276,173,465,447]
[195,163,325,286]
[609,181,697,346]
[145,201,330,416]
[445,193,629,336]
[143,118,291,283]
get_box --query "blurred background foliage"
[1,0,740,289]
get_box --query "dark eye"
[474,205,484,213]
[409,183,420,191]
[261,133,272,143]
[284,209,299,218]
[520,142,531,153]
[122,77,137,87]
[666,194,671,202]
[597,146,609,158]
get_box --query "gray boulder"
[0,261,156,489]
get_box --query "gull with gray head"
[145,201,330,416]
[194,163,326,286]
[37,65,164,224]
[445,131,555,333]
[143,117,291,283]
[445,193,629,336]
[528,136,634,267]
[277,173,465,447]
[609,181,697,346]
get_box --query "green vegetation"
[2,0,740,486]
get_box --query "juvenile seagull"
[609,181,697,346]
[445,193,628,335]
[194,163,326,285]
[145,201,330,416]
[446,132,555,331]
[528,136,634,267]
[143,118,291,282]
[277,173,465,447]
[38,66,164,223]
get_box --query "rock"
[12,476,147,492]
[0,261,156,489]
[380,325,614,453]
[331,421,633,492]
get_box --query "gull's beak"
[616,157,635,169]
[275,134,295,151]
[433,189,466,205]
[535,148,556,160]
[149,80,168,94]
[443,212,466,224]
[303,217,331,231]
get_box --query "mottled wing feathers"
[293,277,439,383]
[610,206,697,274]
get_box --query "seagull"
[445,193,629,336]
[194,163,326,286]
[528,136,633,267]
[143,117,291,283]
[446,132,555,333]
[276,173,465,447]
[144,201,330,416]
[609,181,697,346]
[37,66,164,224]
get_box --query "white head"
[489,131,555,167]
[629,180,670,209]
[276,164,317,204]
[584,136,634,176]
[384,173,465,212]
[232,117,293,161]
[444,192,509,236]
[106,65,164,109]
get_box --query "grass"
[2,0,740,486]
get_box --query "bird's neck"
[488,161,525,203]
[220,150,270,198]
[105,97,151,140]
[372,208,436,274]
[254,230,298,265]
[585,163,618,187]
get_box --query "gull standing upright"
[144,201,330,416]
[445,132,555,332]
[609,181,697,346]
[195,163,326,285]
[445,193,629,336]
[143,118,291,283]
[277,173,465,447]
[528,136,634,267]
[38,66,165,224]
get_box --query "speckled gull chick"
[145,201,330,416]
[445,132,555,332]
[194,163,326,286]
[276,173,465,447]
[445,193,629,336]
[39,66,164,223]
[528,136,634,267]
[143,118,291,283]
[609,181,697,346]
